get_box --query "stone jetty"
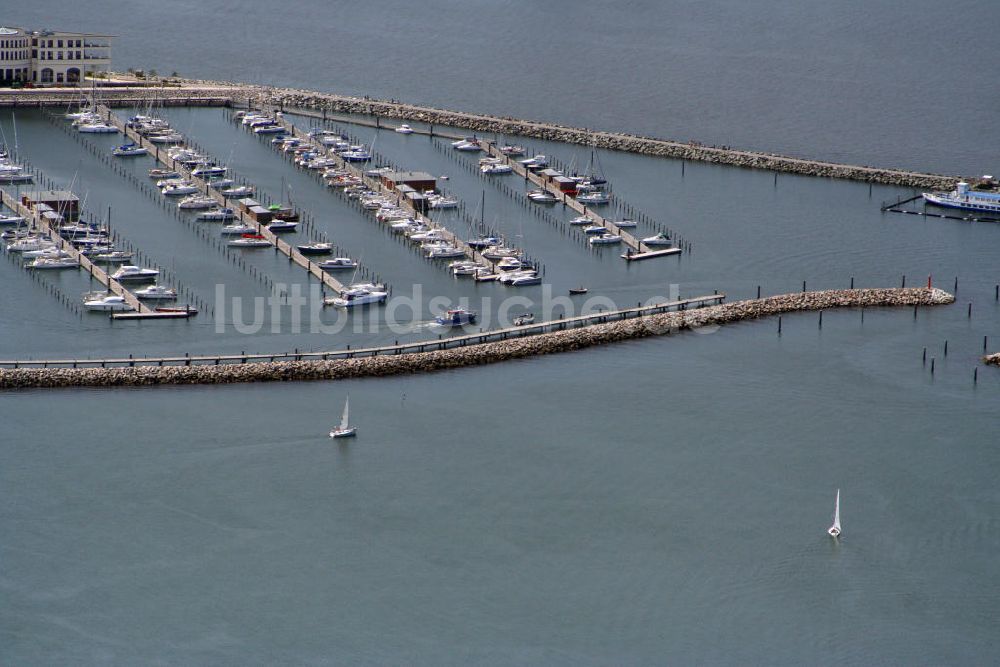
[0,79,958,190]
[0,288,954,390]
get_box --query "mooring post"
[901,274,906,288]
[944,340,948,356]
[930,357,935,374]
[984,335,989,352]
[968,302,972,318]
[974,367,978,384]
[778,316,782,334]
[802,280,806,292]
[914,304,918,319]
[850,276,854,289]
[954,276,958,291]
[922,347,927,365]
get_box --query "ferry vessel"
[922,181,1000,213]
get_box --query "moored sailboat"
[329,395,357,438]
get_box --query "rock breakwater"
[0,288,954,390]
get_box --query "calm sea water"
[2,2,999,664]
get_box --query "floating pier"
[97,104,350,296]
[263,111,504,273]
[0,188,151,314]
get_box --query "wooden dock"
[96,105,350,296]
[0,189,151,314]
[0,293,725,368]
[265,111,505,272]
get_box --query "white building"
[0,26,112,86]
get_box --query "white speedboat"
[519,154,548,169]
[207,178,236,189]
[583,225,608,235]
[178,196,216,210]
[612,219,638,228]
[513,313,535,326]
[112,143,148,157]
[228,234,271,248]
[149,168,180,179]
[27,256,78,270]
[495,257,525,271]
[589,233,623,245]
[828,489,842,538]
[395,124,414,134]
[325,286,388,307]
[196,207,235,221]
[641,233,673,247]
[454,140,482,152]
[111,265,159,282]
[428,195,460,209]
[84,294,133,312]
[449,260,487,276]
[147,132,185,144]
[135,284,178,300]
[569,215,593,226]
[499,144,526,156]
[426,245,466,259]
[78,123,119,134]
[329,395,357,439]
[317,257,358,270]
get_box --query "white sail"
[340,395,350,431]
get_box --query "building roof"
[22,190,80,202]
[383,171,435,182]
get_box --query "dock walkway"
[0,188,151,314]
[0,293,725,368]
[264,110,503,272]
[96,105,349,296]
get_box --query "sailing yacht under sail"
[329,395,357,438]
[828,489,842,538]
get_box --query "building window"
[66,67,80,83]
[57,40,63,48]
[76,51,81,59]
[56,72,64,83]
[40,67,53,83]
[58,52,63,60]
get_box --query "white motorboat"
[828,489,842,538]
[519,154,548,169]
[341,149,372,162]
[207,178,236,189]
[27,256,78,270]
[509,271,542,286]
[589,233,623,245]
[22,247,70,259]
[92,250,134,263]
[221,222,257,236]
[161,183,199,196]
[641,232,673,247]
[513,313,535,326]
[583,225,608,235]
[922,181,1000,213]
[426,245,466,259]
[6,237,54,253]
[112,143,148,157]
[481,163,513,175]
[495,257,525,271]
[253,125,286,135]
[267,220,298,233]
[78,123,119,134]
[220,186,254,198]
[149,168,181,179]
[449,260,487,276]
[395,124,414,134]
[499,144,526,156]
[317,257,358,270]
[329,395,357,439]
[577,191,611,205]
[228,234,271,248]
[83,294,133,312]
[0,213,26,225]
[569,215,593,226]
[135,284,178,300]
[177,196,216,210]
[325,286,388,308]
[612,219,638,228]
[196,207,235,221]
[191,164,227,178]
[428,195,460,209]
[454,140,482,152]
[111,265,159,282]
[147,132,185,144]
[527,189,558,204]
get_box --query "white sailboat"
[828,489,842,538]
[329,395,357,438]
